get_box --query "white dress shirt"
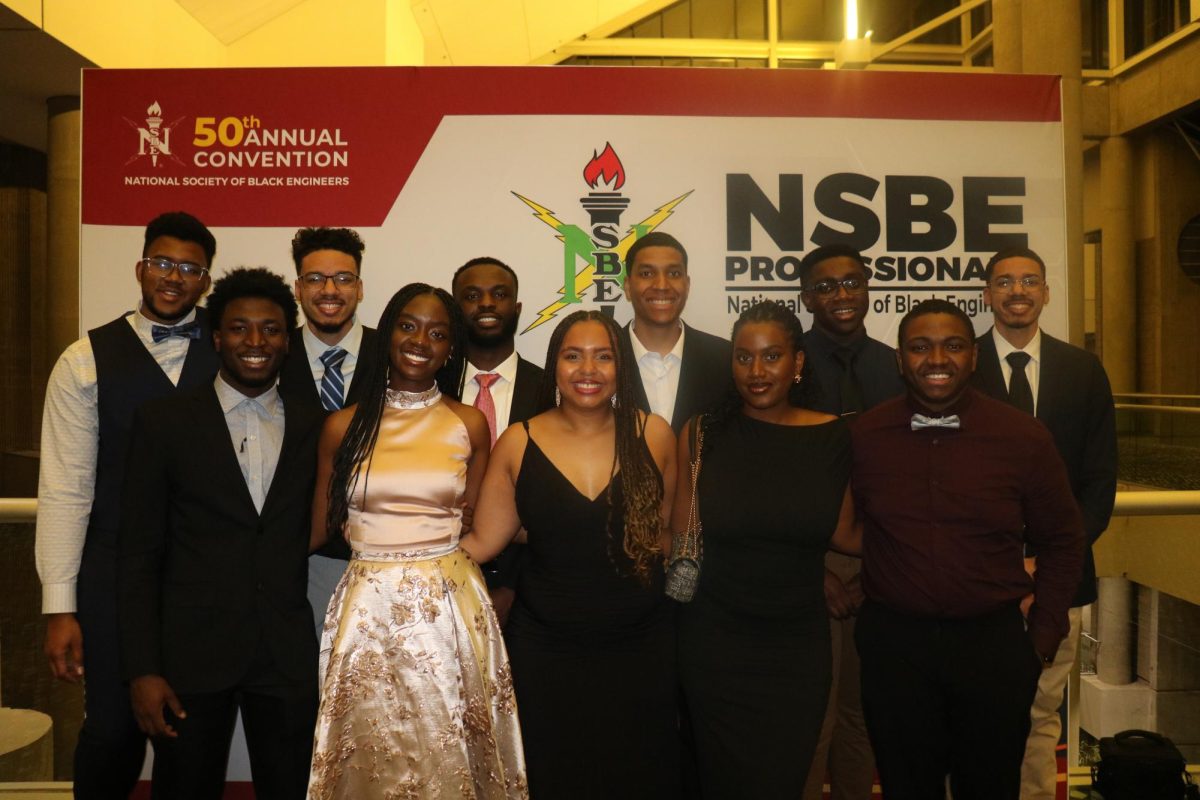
[214,375,285,514]
[303,320,364,401]
[992,327,1043,414]
[36,306,198,613]
[461,350,521,436]
[630,322,686,427]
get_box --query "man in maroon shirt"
[850,299,1083,800]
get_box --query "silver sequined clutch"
[665,419,704,603]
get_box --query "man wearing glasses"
[37,211,220,797]
[973,246,1117,800]
[277,227,377,634]
[799,244,902,800]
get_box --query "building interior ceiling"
[0,4,94,151]
[1,1,1198,155]
[174,0,309,44]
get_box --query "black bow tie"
[151,321,201,343]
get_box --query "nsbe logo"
[513,143,692,332]
[124,101,185,168]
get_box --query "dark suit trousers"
[855,602,1041,800]
[150,640,317,800]
[75,540,148,798]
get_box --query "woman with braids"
[463,310,680,799]
[672,301,859,798]
[307,283,527,799]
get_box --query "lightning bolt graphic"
[514,190,694,333]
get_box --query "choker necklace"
[385,384,441,409]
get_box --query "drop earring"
[555,387,561,406]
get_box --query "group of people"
[35,212,1116,800]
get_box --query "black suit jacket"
[972,329,1117,606]
[618,322,733,434]
[118,382,323,694]
[509,355,546,425]
[476,354,545,591]
[277,325,378,560]
[278,325,379,411]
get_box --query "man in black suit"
[120,268,321,799]
[972,246,1117,800]
[617,232,731,434]
[452,257,544,623]
[37,211,219,797]
[799,245,902,800]
[277,227,378,634]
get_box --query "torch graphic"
[141,101,170,166]
[580,142,629,226]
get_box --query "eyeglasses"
[140,257,209,280]
[806,277,868,296]
[299,271,359,288]
[990,276,1044,292]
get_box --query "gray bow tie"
[911,413,961,431]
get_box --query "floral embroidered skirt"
[308,547,528,799]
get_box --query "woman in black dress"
[463,310,680,799]
[673,301,859,798]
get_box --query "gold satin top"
[347,394,469,556]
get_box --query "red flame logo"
[582,142,625,191]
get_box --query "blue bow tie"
[151,321,201,343]
[911,413,961,431]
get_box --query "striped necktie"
[319,347,348,411]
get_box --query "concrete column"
[1098,135,1137,392]
[1097,576,1135,685]
[991,0,1022,73]
[46,96,81,368]
[1022,1,1085,345]
[992,2,1086,346]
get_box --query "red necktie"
[473,373,500,448]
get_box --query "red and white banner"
[82,66,1066,362]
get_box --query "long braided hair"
[536,311,664,585]
[701,300,813,451]
[324,282,468,542]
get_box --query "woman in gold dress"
[307,283,527,799]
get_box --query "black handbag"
[1091,729,1198,799]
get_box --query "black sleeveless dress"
[505,427,680,799]
[677,413,851,798]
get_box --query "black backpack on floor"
[1091,729,1198,799]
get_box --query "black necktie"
[833,346,864,415]
[1006,352,1035,415]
